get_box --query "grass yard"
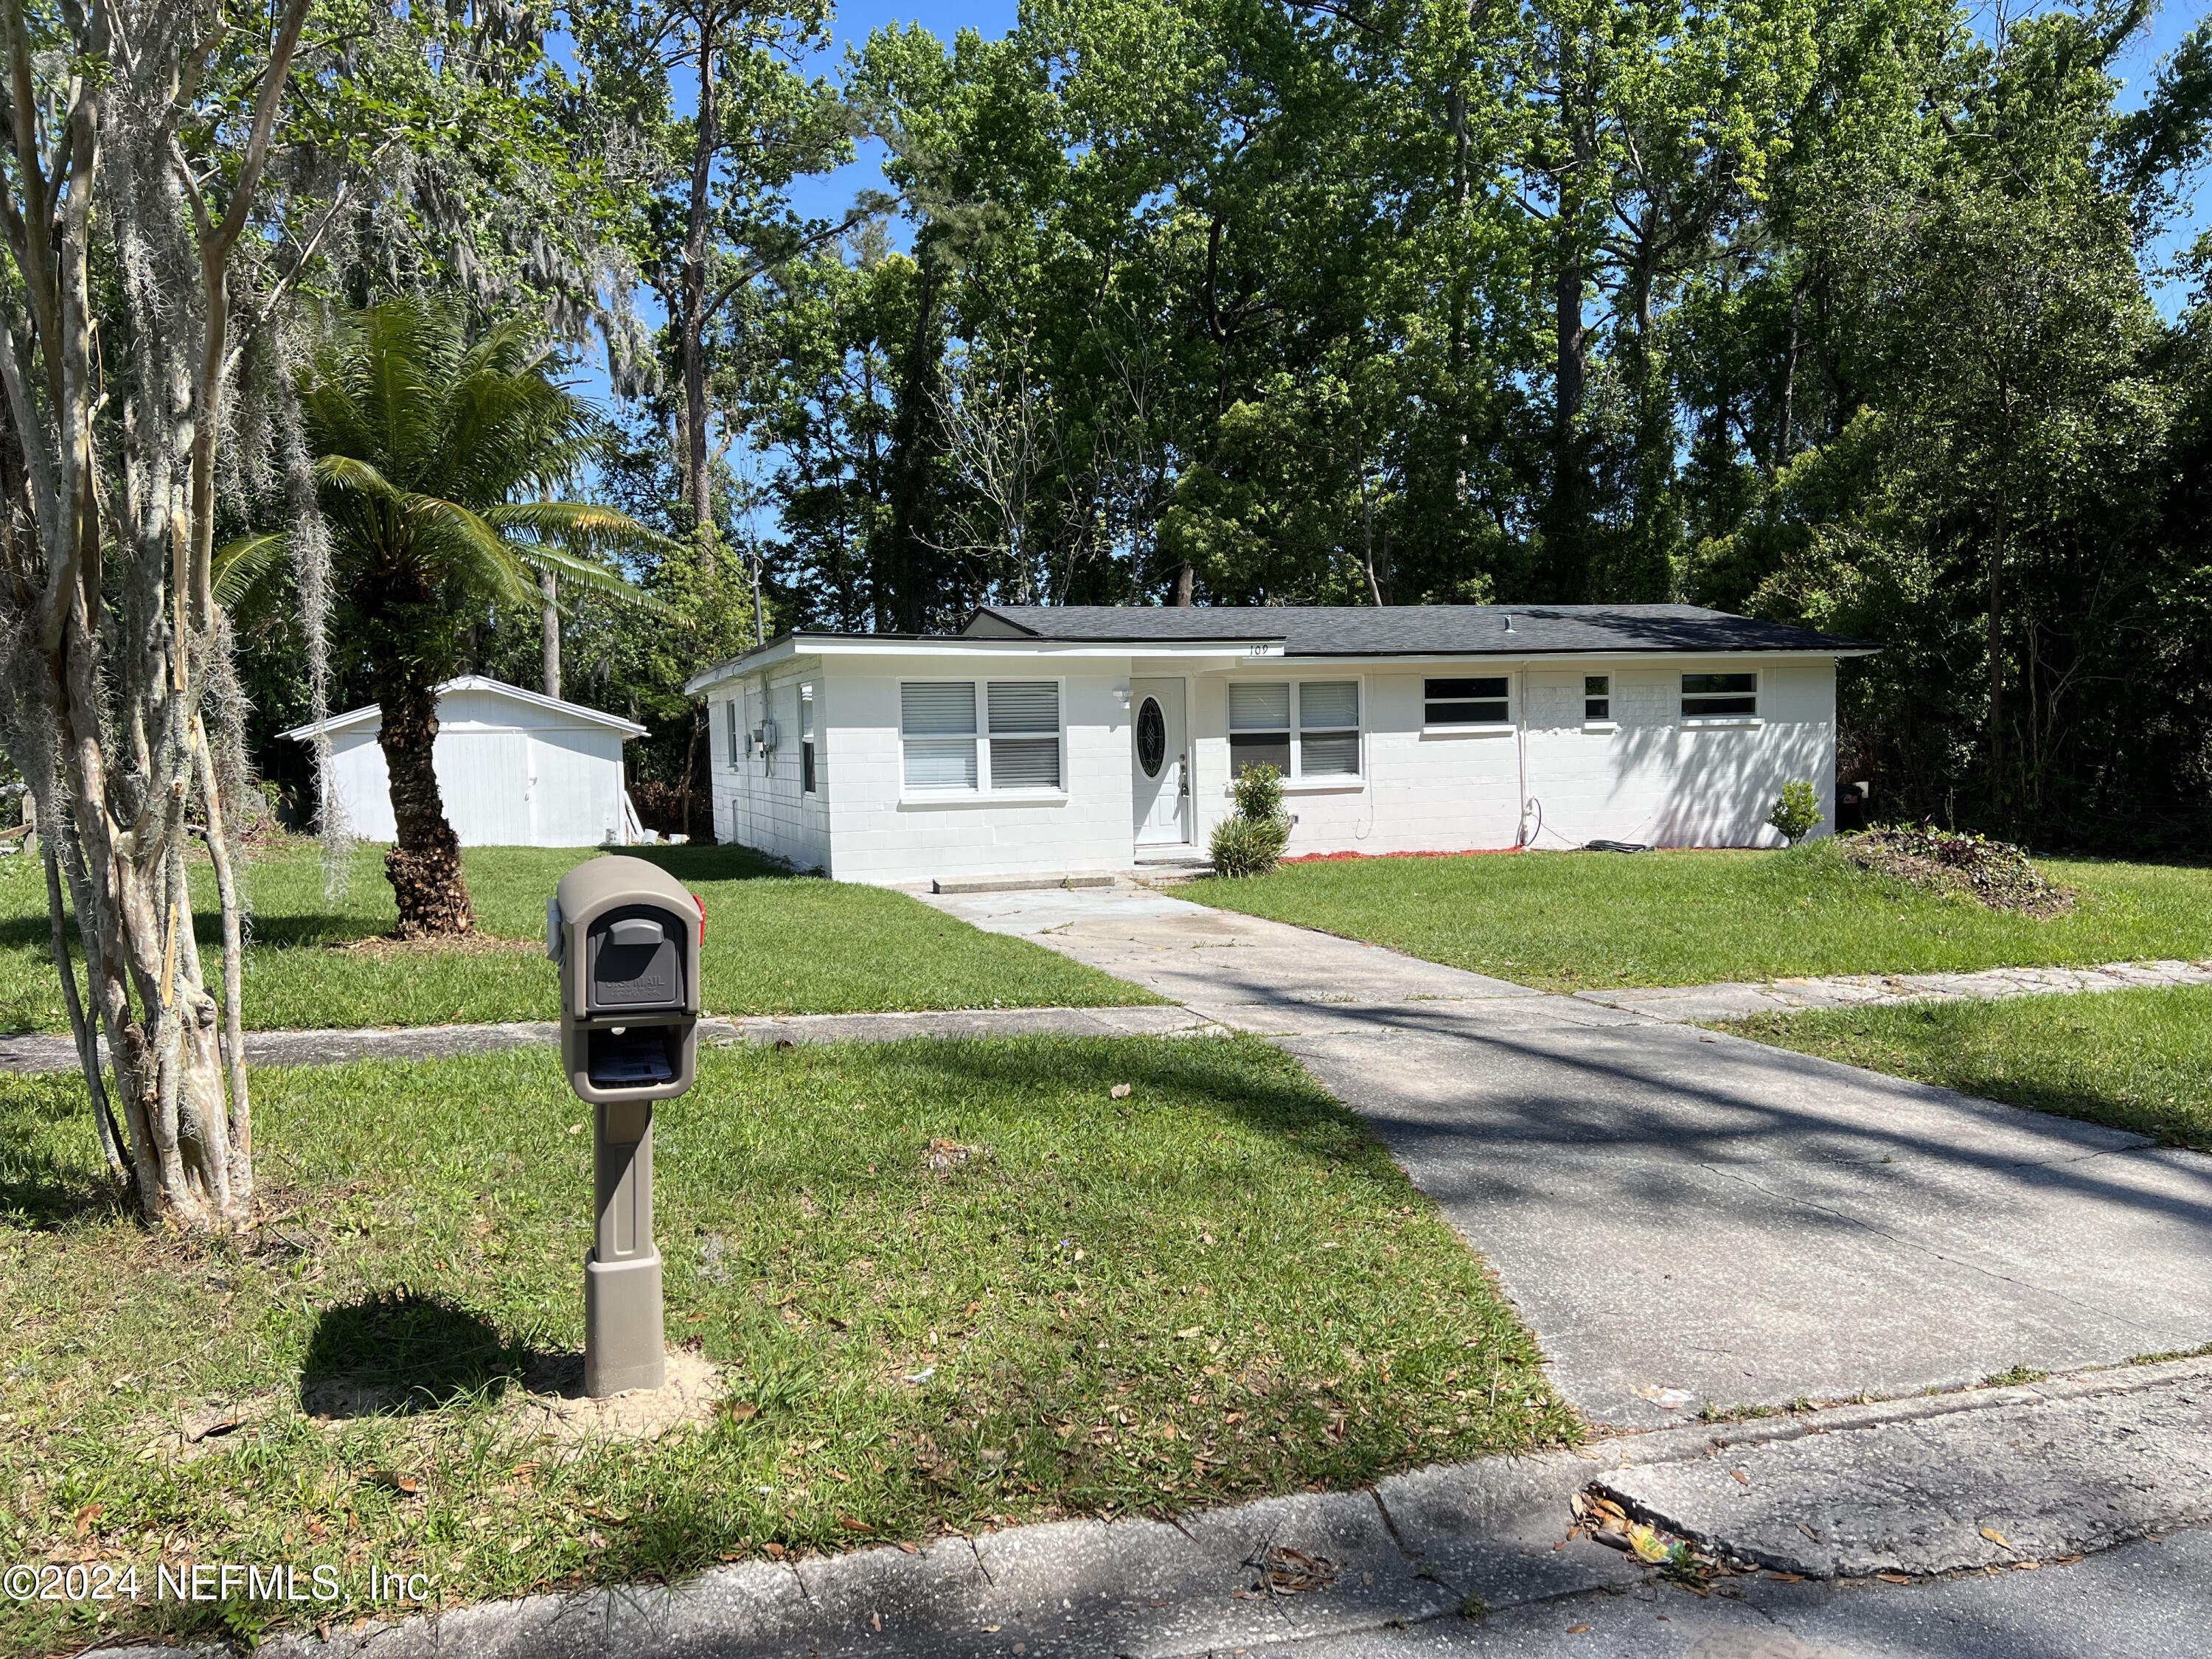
[1720,984,2212,1152]
[0,1034,1568,1655]
[1185,840,2212,992]
[0,840,1148,1033]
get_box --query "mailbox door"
[584,905,686,1012]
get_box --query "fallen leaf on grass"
[926,1138,984,1173]
[1110,1083,1132,1099]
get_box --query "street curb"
[87,1355,2212,1659]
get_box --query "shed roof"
[279,675,648,742]
[962,604,1874,656]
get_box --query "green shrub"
[1232,763,1287,822]
[1211,811,1291,878]
[1212,765,1293,877]
[1767,780,1823,845]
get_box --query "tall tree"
[573,0,858,574]
[0,0,313,1225]
[219,302,672,933]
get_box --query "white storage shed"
[281,675,648,847]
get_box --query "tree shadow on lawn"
[300,1289,543,1417]
[853,1034,1408,1186]
[1907,1067,2212,1155]
[0,1074,132,1226]
[623,843,793,885]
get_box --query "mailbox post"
[548,857,703,1396]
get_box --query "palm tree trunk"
[377,678,473,936]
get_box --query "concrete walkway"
[1578,956,2212,1023]
[924,885,2212,1427]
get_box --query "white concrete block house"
[683,605,1874,886]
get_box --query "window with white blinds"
[987,681,1061,790]
[1228,681,1293,777]
[901,680,1063,794]
[1298,681,1360,776]
[1229,680,1361,779]
[901,681,978,790]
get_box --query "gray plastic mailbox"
[548,856,704,1396]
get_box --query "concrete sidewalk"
[924,884,2212,1427]
[1576,956,2212,1023]
[0,1004,1206,1076]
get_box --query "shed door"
[1130,678,1189,846]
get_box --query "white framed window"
[1425,676,1511,728]
[1230,680,1361,779]
[1681,672,1758,719]
[1228,682,1292,776]
[900,679,1063,795]
[987,680,1061,790]
[1298,681,1360,776]
[800,684,816,793]
[725,697,742,765]
[1584,675,1611,723]
[901,681,978,790]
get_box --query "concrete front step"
[929,872,1119,894]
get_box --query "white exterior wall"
[709,655,1134,882]
[709,662,831,871]
[321,685,634,847]
[698,647,1838,884]
[1182,655,1837,858]
[1518,658,1834,849]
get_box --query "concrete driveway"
[925,884,2212,1427]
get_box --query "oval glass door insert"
[1136,698,1166,776]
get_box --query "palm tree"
[220,300,673,936]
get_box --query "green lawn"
[1184,840,2212,992]
[1719,984,2212,1152]
[0,841,1149,1032]
[0,1035,1568,1654]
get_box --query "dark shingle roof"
[963,604,1873,657]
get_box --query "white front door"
[1130,678,1189,846]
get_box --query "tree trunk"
[0,0,309,1231]
[540,567,561,698]
[377,677,473,936]
[681,22,720,573]
[1549,233,1588,600]
[888,255,945,633]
